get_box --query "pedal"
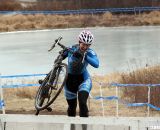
[46,107,52,112]
[38,80,43,84]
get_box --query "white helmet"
[78,30,94,45]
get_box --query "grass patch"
[0,11,160,32]
[119,65,160,107]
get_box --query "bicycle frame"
[35,37,69,114]
[48,52,64,85]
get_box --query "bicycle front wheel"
[35,63,68,111]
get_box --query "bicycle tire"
[35,63,68,111]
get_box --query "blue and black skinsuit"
[63,44,99,117]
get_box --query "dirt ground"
[3,88,160,117]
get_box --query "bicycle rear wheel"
[35,63,68,111]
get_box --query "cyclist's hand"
[73,50,84,59]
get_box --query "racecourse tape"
[0,100,4,109]
[0,74,46,78]
[1,74,160,110]
[110,83,160,87]
[92,96,160,111]
[1,84,40,88]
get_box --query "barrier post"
[147,85,151,117]
[99,83,105,117]
[116,86,119,117]
[0,74,5,114]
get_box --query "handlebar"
[48,36,73,54]
[48,36,63,52]
[48,36,86,64]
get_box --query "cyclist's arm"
[62,45,77,59]
[62,50,68,60]
[85,51,99,68]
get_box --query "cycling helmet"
[78,30,94,45]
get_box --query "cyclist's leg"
[64,73,85,116]
[64,74,82,117]
[78,73,92,117]
[78,91,89,117]
[64,86,78,116]
[67,98,77,117]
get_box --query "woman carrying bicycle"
[63,30,99,117]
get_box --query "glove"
[73,50,84,59]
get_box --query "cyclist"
[63,30,99,117]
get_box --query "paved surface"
[1,27,160,75]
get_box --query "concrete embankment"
[0,114,160,130]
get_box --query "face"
[79,42,91,52]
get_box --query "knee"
[78,91,89,104]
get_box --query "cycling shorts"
[64,73,92,100]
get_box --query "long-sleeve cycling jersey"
[64,44,99,74]
[63,44,99,99]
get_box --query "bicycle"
[35,37,71,115]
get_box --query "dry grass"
[0,11,160,32]
[119,65,160,108]
[138,11,160,25]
